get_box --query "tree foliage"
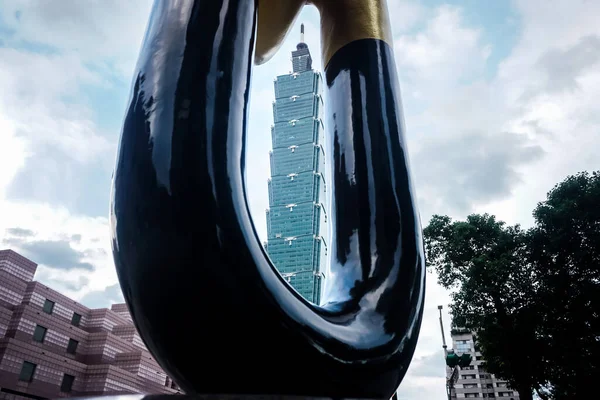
[528,171,600,398]
[424,171,600,400]
[424,214,543,400]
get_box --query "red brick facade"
[0,249,180,399]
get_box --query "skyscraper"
[265,24,328,304]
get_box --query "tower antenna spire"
[300,23,305,43]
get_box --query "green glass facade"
[265,37,328,304]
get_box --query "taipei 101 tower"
[264,24,328,304]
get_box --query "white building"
[449,328,520,399]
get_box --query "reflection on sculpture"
[109,0,425,398]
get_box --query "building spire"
[292,22,312,73]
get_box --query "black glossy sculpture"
[110,0,425,398]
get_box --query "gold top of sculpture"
[255,0,392,66]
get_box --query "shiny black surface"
[110,0,425,398]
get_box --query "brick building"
[0,249,180,399]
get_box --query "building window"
[60,374,75,392]
[19,361,37,382]
[465,394,480,398]
[455,339,472,353]
[43,299,55,314]
[67,338,79,354]
[71,312,82,327]
[33,325,47,343]
[464,384,478,388]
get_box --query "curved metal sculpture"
[110,0,425,398]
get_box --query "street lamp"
[438,305,447,353]
[438,305,472,400]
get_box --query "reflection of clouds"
[322,233,408,352]
[315,265,398,351]
[135,1,195,196]
[352,254,400,348]
[321,230,362,305]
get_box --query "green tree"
[528,171,600,398]
[424,214,543,400]
[424,171,600,399]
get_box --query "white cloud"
[511,0,600,55]
[0,48,114,199]
[1,0,152,77]
[388,0,427,35]
[0,115,29,198]
[0,47,116,304]
[477,2,600,227]
[0,11,121,304]
[0,202,115,301]
[394,6,489,86]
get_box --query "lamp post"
[438,305,447,355]
[439,305,453,400]
[438,305,472,400]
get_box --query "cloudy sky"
[1,0,599,398]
